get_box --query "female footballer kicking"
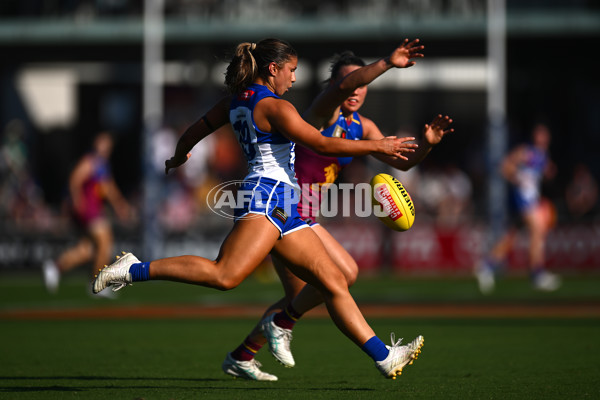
[92,38,423,380]
[220,44,453,380]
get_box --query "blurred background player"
[42,131,133,295]
[476,123,561,293]
[565,162,598,221]
[221,42,453,380]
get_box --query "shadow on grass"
[0,376,211,381]
[0,375,376,393]
[0,376,217,393]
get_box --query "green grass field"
[1,272,600,399]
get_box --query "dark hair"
[224,38,297,94]
[329,51,366,81]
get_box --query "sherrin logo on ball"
[370,173,415,231]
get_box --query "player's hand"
[116,203,135,223]
[378,136,418,160]
[165,153,191,175]
[387,38,424,69]
[423,115,454,146]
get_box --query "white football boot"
[42,260,60,294]
[221,353,278,381]
[92,252,139,294]
[532,270,561,292]
[375,334,424,379]
[474,260,496,295]
[260,314,295,367]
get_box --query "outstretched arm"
[103,177,132,221]
[266,98,418,159]
[69,156,94,214]
[369,114,454,171]
[304,39,424,128]
[165,96,231,174]
[500,145,526,185]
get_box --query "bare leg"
[149,215,280,290]
[523,210,547,270]
[281,224,359,313]
[489,228,517,264]
[88,220,114,274]
[241,259,304,347]
[523,206,560,290]
[272,227,375,347]
[44,225,94,293]
[56,237,94,274]
[312,224,359,287]
[244,224,360,345]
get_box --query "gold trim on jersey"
[319,163,340,186]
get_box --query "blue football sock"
[361,336,389,362]
[129,262,151,282]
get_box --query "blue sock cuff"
[129,262,151,282]
[361,336,389,362]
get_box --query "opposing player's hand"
[165,153,191,175]
[423,115,454,146]
[388,38,424,69]
[377,136,418,160]
[115,202,136,223]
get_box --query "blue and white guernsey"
[229,84,307,236]
[511,144,548,213]
[229,83,298,188]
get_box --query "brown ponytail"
[224,38,297,94]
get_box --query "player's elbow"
[336,79,357,94]
[390,160,412,172]
[306,139,332,156]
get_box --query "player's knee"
[342,262,359,287]
[212,277,240,291]
[321,267,349,295]
[77,240,94,259]
[346,270,358,287]
[330,254,359,288]
[212,268,246,291]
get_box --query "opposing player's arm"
[165,95,231,174]
[102,177,132,221]
[367,114,453,171]
[304,39,424,128]
[69,156,94,212]
[500,146,526,184]
[265,98,417,158]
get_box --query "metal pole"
[487,0,508,246]
[142,0,164,260]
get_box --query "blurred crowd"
[2,0,597,21]
[0,0,486,20]
[149,123,247,233]
[0,119,56,233]
[2,116,597,241]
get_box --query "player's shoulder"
[507,143,529,159]
[80,153,98,167]
[356,113,379,138]
[259,96,296,114]
[356,112,374,126]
